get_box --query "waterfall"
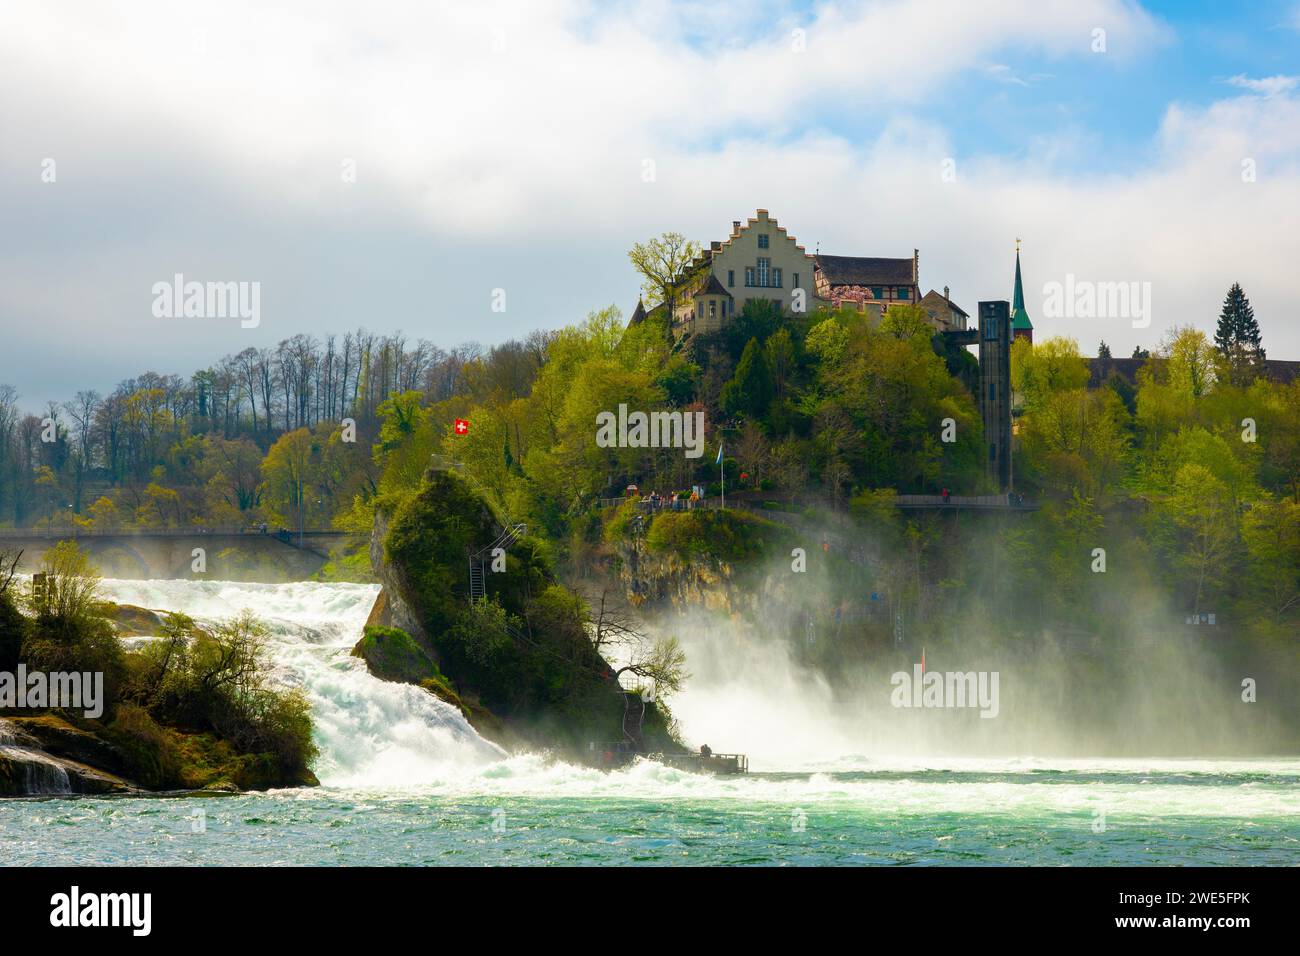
[21,751,71,794]
[97,579,505,788]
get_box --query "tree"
[30,540,101,634]
[1098,340,1112,360]
[1214,282,1265,385]
[1153,463,1236,614]
[734,421,770,484]
[628,232,701,328]
[1011,337,1090,413]
[720,338,774,418]
[1242,498,1300,626]
[764,329,795,400]
[260,427,318,528]
[614,635,688,700]
[1162,326,1217,399]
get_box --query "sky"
[1,0,1298,406]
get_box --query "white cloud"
[4,1,1299,403]
[1224,73,1300,97]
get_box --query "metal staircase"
[617,670,647,749]
[467,523,526,604]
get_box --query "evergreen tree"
[1097,340,1112,360]
[720,338,774,418]
[1215,282,1265,384]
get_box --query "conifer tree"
[1214,282,1265,384]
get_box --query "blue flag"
[715,443,723,465]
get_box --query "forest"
[1,276,1297,649]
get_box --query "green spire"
[1011,241,1032,331]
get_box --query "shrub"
[352,625,439,683]
[644,509,784,563]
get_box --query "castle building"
[919,287,970,332]
[670,209,817,334]
[813,251,920,322]
[663,209,965,337]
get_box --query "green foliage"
[123,610,318,782]
[721,338,774,418]
[0,590,24,673]
[353,625,440,683]
[385,469,501,637]
[1214,282,1265,384]
[643,509,784,563]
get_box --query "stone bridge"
[0,529,367,581]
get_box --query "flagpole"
[719,442,725,510]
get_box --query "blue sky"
[2,0,1299,406]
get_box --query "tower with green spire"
[1011,239,1033,343]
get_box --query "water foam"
[98,578,504,787]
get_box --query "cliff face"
[366,508,436,663]
[617,537,745,613]
[611,509,798,621]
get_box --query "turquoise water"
[4,757,1299,865]
[2,579,1296,866]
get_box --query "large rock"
[0,718,137,796]
[370,468,678,758]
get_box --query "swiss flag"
[454,418,469,435]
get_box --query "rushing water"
[1,579,1297,866]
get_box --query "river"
[2,579,1297,866]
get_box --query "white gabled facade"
[672,209,818,334]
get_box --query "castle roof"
[628,298,647,325]
[921,289,969,317]
[692,274,732,299]
[815,254,915,287]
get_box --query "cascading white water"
[98,579,505,788]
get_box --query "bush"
[105,703,182,789]
[0,591,25,674]
[352,625,439,683]
[644,509,784,563]
[123,610,317,782]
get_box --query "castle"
[631,209,996,338]
[631,209,1036,491]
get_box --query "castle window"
[793,272,799,289]
[728,270,735,287]
[745,267,755,287]
[698,302,704,319]
[757,257,770,287]
[709,300,717,318]
[758,234,769,248]
[989,383,997,401]
[898,287,910,300]
[772,268,782,288]
[871,286,883,299]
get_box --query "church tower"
[1011,241,1033,343]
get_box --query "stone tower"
[978,300,1012,490]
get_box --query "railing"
[894,494,1036,510]
[0,526,360,539]
[586,745,748,774]
[650,750,749,774]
